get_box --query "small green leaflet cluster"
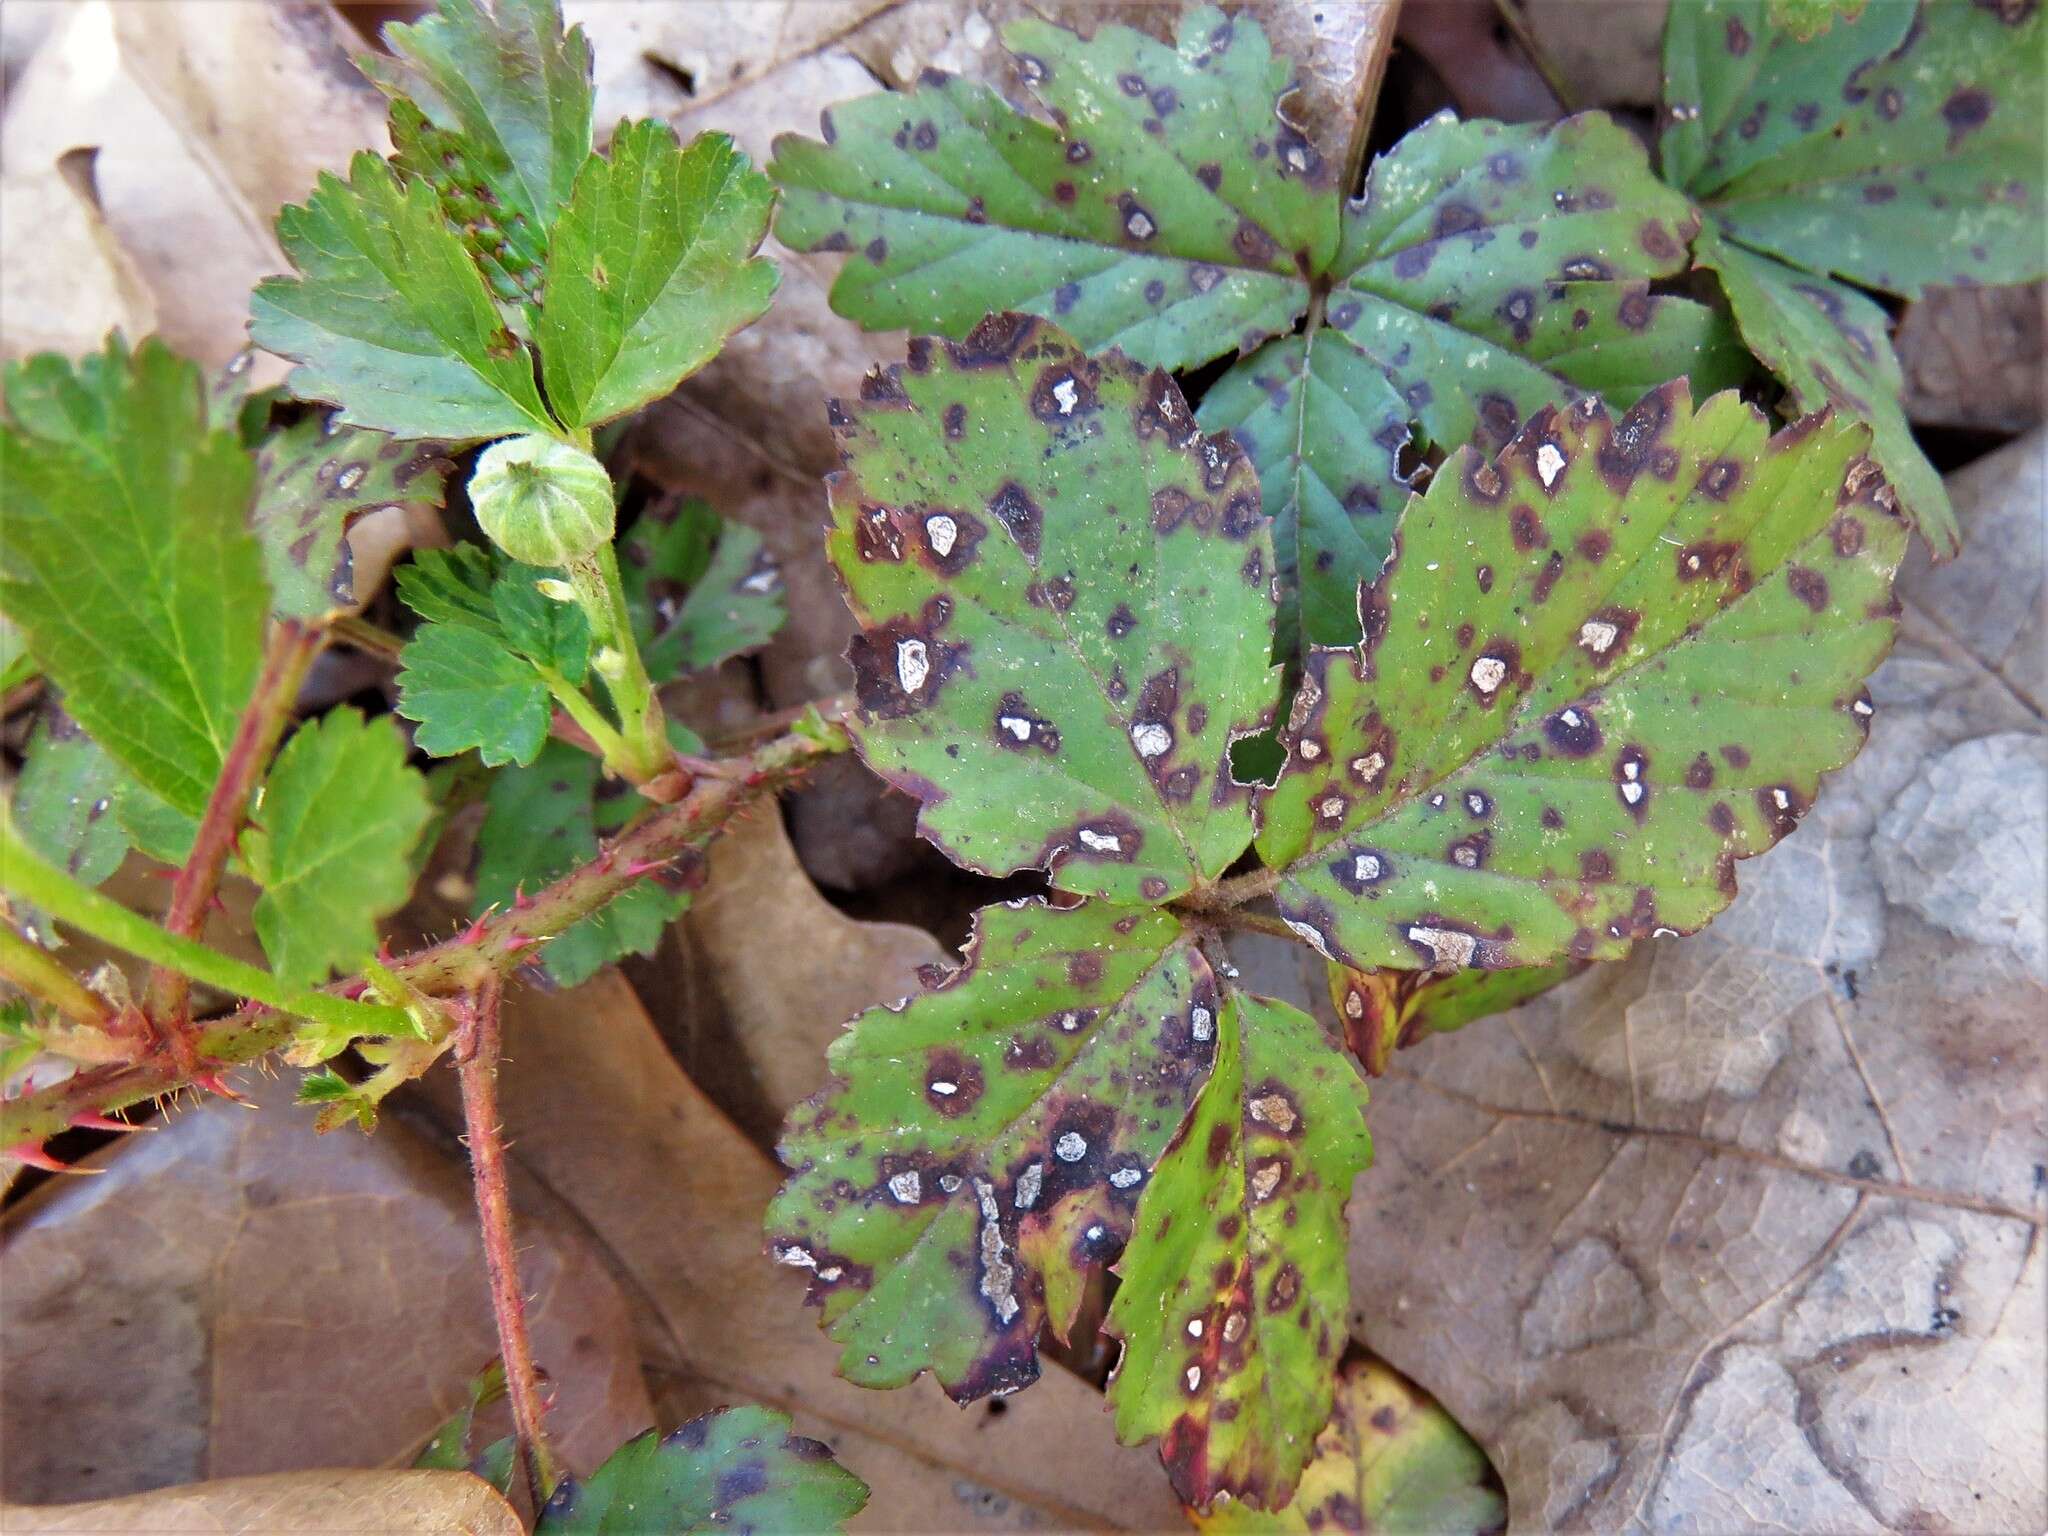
[395,502,783,981]
[771,6,1744,654]
[251,0,777,445]
[1662,0,2045,557]
[769,316,1908,1511]
[538,1407,868,1534]
[0,337,436,988]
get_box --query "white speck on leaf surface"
[896,637,929,692]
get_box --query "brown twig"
[141,619,323,1055]
[454,973,555,1514]
[0,718,846,1150]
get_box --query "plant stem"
[329,613,407,664]
[1,821,404,1038]
[454,973,556,1514]
[0,921,118,1033]
[567,546,669,782]
[536,665,633,768]
[0,719,845,1148]
[1173,864,1283,917]
[142,618,323,1051]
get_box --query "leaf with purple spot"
[1107,988,1372,1511]
[827,314,1278,905]
[1257,381,1907,973]
[767,899,1220,1403]
[537,1405,867,1534]
[773,5,1332,372]
[1200,113,1747,652]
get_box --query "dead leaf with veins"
[0,1469,519,1534]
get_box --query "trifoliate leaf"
[768,899,1220,1402]
[1659,0,1914,198]
[619,498,785,682]
[252,415,450,618]
[251,152,558,442]
[1328,958,1580,1076]
[537,1407,868,1535]
[538,123,778,429]
[248,709,434,986]
[1108,990,1371,1509]
[0,337,264,817]
[1191,1355,1506,1534]
[396,621,552,766]
[1672,0,2043,297]
[364,0,595,311]
[492,566,591,682]
[773,5,1332,370]
[1199,113,1742,651]
[828,315,1278,905]
[470,739,689,985]
[14,708,129,891]
[1257,381,1907,973]
[1696,226,1955,557]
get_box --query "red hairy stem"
[141,619,323,1053]
[0,720,843,1148]
[454,974,556,1513]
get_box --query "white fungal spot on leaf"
[1249,1161,1284,1201]
[1187,1318,1204,1338]
[1131,721,1173,758]
[888,1170,922,1204]
[1223,1312,1247,1343]
[1110,1166,1143,1189]
[1470,656,1508,694]
[1285,919,1335,960]
[1185,1365,1202,1391]
[1052,376,1080,415]
[897,637,930,692]
[1353,853,1381,883]
[974,1178,1021,1325]
[1055,1131,1088,1162]
[1248,1093,1297,1133]
[1352,751,1385,783]
[1408,925,1477,968]
[1579,619,1618,655]
[775,1244,817,1269]
[1078,828,1122,853]
[926,513,958,556]
[1536,442,1567,487]
[999,715,1034,742]
[1016,1162,1044,1210]
[1190,1005,1214,1042]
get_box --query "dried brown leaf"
[0,1469,519,1534]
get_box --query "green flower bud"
[469,434,615,567]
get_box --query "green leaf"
[248,709,434,986]
[1191,1354,1506,1534]
[396,621,552,765]
[538,122,778,428]
[1676,0,2044,297]
[492,566,591,682]
[1767,0,1870,40]
[1200,113,1741,651]
[619,499,785,682]
[364,0,595,311]
[114,780,200,867]
[1108,989,1371,1508]
[1659,0,1914,197]
[1696,226,1956,557]
[537,1406,868,1534]
[1328,958,1580,1075]
[252,415,451,618]
[768,899,1219,1401]
[251,151,558,442]
[470,739,689,985]
[13,709,129,890]
[413,1361,517,1497]
[0,336,265,817]
[828,315,1278,905]
[1257,381,1907,972]
[772,5,1331,370]
[396,545,501,629]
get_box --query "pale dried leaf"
[0,148,155,360]
[0,1470,518,1535]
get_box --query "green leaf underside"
[1696,226,1955,557]
[829,314,1278,905]
[537,1407,868,1535]
[14,710,128,890]
[1669,0,2044,298]
[773,5,1333,372]
[250,709,433,986]
[396,621,552,766]
[0,338,264,817]
[538,123,778,429]
[769,900,1220,1403]
[365,0,595,312]
[1108,990,1371,1510]
[1258,380,1906,973]
[1193,1355,1506,1534]
[253,151,558,441]
[252,416,451,618]
[1199,113,1736,650]
[620,500,786,683]
[471,739,689,986]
